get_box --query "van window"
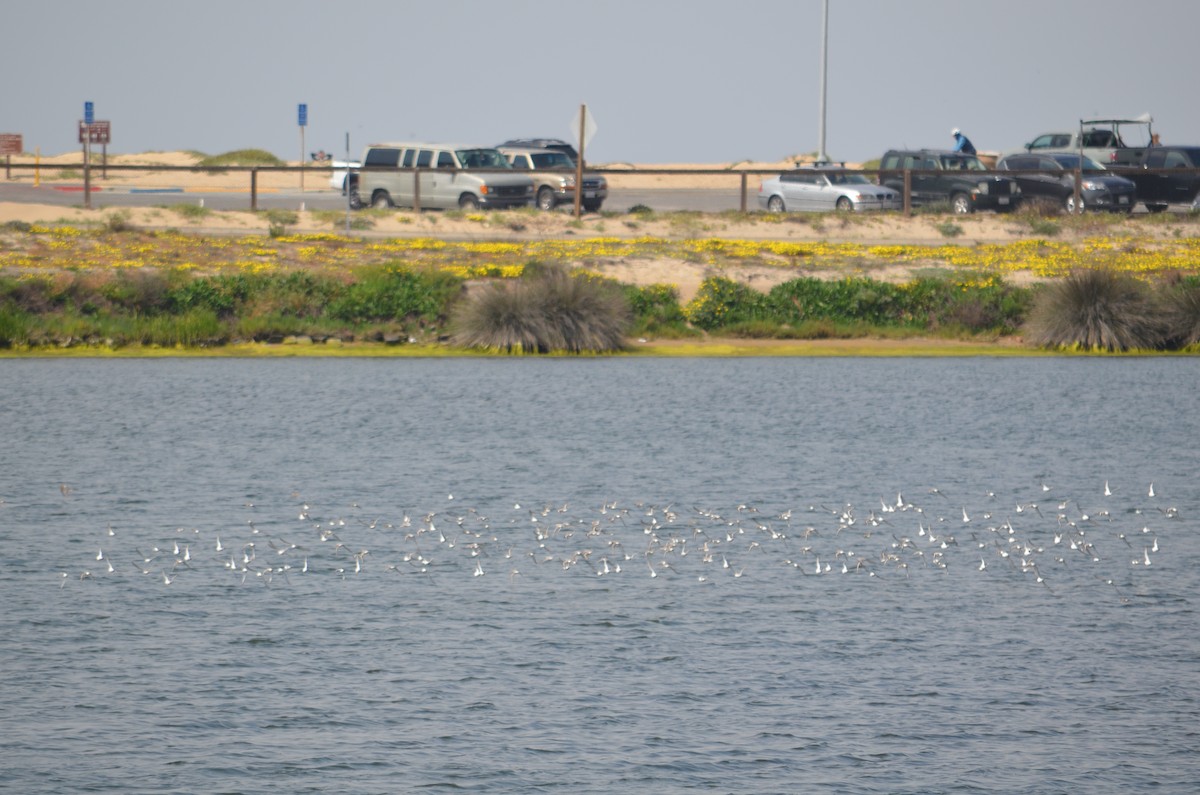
[402,150,415,168]
[415,150,433,168]
[436,151,455,169]
[456,148,510,169]
[364,148,400,168]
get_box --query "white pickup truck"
[1015,115,1155,166]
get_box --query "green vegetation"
[196,149,285,168]
[4,262,1198,353]
[262,209,298,237]
[683,274,1030,339]
[0,266,458,349]
[165,203,211,222]
[934,220,964,238]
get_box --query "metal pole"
[345,131,351,233]
[250,168,258,211]
[83,134,92,210]
[300,126,306,192]
[817,0,829,164]
[574,104,585,217]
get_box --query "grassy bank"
[2,215,1199,355]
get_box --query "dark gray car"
[997,152,1136,213]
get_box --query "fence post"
[250,169,258,211]
[413,169,421,212]
[740,173,748,213]
[903,169,912,215]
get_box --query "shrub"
[1023,269,1165,351]
[451,264,631,353]
[166,203,211,222]
[104,210,135,233]
[197,149,284,168]
[934,220,964,238]
[168,274,253,317]
[0,307,30,347]
[623,283,686,335]
[263,209,298,237]
[1156,276,1200,348]
[684,277,766,330]
[326,267,459,325]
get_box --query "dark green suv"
[879,149,1021,213]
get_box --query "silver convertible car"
[758,167,900,212]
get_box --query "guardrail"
[3,160,1197,214]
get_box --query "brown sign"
[0,134,21,155]
[78,121,111,145]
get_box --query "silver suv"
[499,146,608,212]
[355,142,533,210]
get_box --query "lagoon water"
[1,357,1198,794]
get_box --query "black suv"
[496,138,579,161]
[879,149,1021,213]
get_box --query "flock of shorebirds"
[59,480,1179,600]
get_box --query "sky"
[3,0,1197,165]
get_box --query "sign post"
[298,103,308,192]
[0,134,21,180]
[77,119,111,206]
[82,102,94,209]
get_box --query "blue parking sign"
[85,101,94,125]
[298,103,307,127]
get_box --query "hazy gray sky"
[3,0,1196,163]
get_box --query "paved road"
[0,182,751,214]
[1,180,1169,215]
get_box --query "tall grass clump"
[452,264,631,353]
[1023,269,1164,351]
[1156,275,1200,348]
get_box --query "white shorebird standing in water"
[1148,483,1155,498]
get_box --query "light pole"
[817,0,829,164]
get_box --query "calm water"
[1,357,1198,794]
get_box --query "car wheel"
[371,191,392,209]
[835,196,853,211]
[1064,194,1084,214]
[536,187,556,211]
[767,195,785,213]
[459,194,480,211]
[348,189,363,210]
[582,201,603,213]
[950,193,972,214]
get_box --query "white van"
[355,142,534,210]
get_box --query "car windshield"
[820,172,871,185]
[530,152,575,169]
[940,155,986,171]
[1049,154,1107,171]
[456,149,511,169]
